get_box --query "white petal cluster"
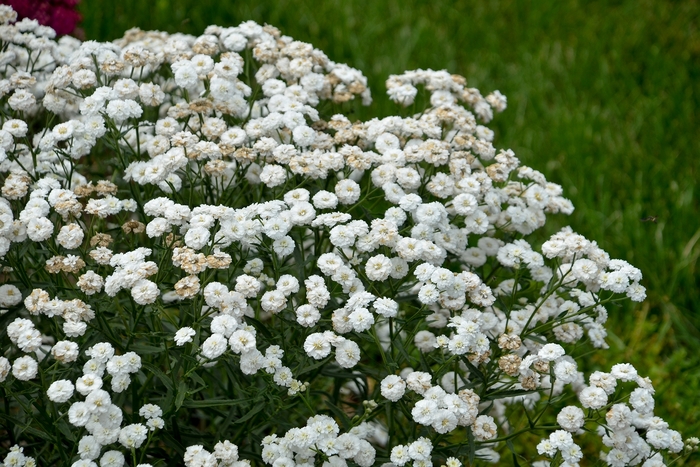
[260,416,376,467]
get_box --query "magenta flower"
[2,0,81,35]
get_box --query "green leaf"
[57,421,76,442]
[129,343,165,354]
[233,401,263,424]
[296,356,331,376]
[482,388,532,400]
[175,381,188,410]
[21,426,52,441]
[246,316,273,340]
[182,398,248,408]
[506,440,521,466]
[467,427,476,465]
[188,371,207,388]
[142,362,175,391]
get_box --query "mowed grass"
[79,0,700,457]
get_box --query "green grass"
[79,0,700,457]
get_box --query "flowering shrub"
[0,5,696,467]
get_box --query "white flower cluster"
[0,4,692,466]
[542,227,647,302]
[184,440,245,467]
[1,446,36,467]
[261,416,376,467]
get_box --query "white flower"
[8,89,36,111]
[317,253,343,275]
[85,389,111,414]
[47,379,75,403]
[235,274,261,298]
[380,375,406,402]
[0,357,10,383]
[77,271,104,295]
[118,423,148,448]
[348,307,374,332]
[536,438,556,457]
[201,333,228,359]
[76,374,103,395]
[414,263,436,281]
[365,254,392,281]
[561,443,583,463]
[259,164,287,187]
[229,330,256,354]
[147,417,164,431]
[432,409,458,433]
[538,343,565,362]
[629,387,655,414]
[472,415,498,441]
[273,366,294,387]
[390,445,410,466]
[610,363,638,382]
[260,290,286,313]
[3,119,28,137]
[211,315,238,338]
[292,125,316,147]
[56,224,84,250]
[131,279,159,305]
[12,355,38,381]
[626,281,647,302]
[86,342,115,363]
[452,193,478,216]
[139,82,165,106]
[184,226,211,250]
[589,371,617,394]
[68,402,91,427]
[407,437,432,461]
[173,62,199,89]
[414,330,437,353]
[553,360,578,384]
[312,190,338,209]
[105,99,143,123]
[289,201,316,225]
[26,217,53,242]
[373,297,398,317]
[405,371,432,395]
[418,283,439,304]
[335,179,361,204]
[51,340,79,363]
[334,339,361,368]
[273,236,295,256]
[139,403,163,420]
[557,406,585,432]
[284,188,310,205]
[579,386,608,409]
[0,284,22,308]
[282,276,308,302]
[304,333,331,359]
[295,304,321,327]
[78,435,101,460]
[100,451,126,467]
[236,349,263,376]
[430,267,454,290]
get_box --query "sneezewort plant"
[0,5,696,467]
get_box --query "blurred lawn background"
[79,0,700,458]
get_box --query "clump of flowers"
[0,5,695,466]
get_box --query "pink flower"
[2,0,81,35]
